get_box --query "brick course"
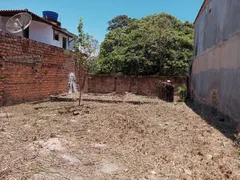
[87,75,116,93]
[87,75,186,96]
[0,33,186,106]
[0,32,77,106]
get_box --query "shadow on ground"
[185,100,238,142]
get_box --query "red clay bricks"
[0,33,77,106]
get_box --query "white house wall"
[29,21,53,45]
[68,37,75,50]
[0,16,73,50]
[52,32,69,49]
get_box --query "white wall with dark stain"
[192,0,240,120]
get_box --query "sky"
[1,0,203,43]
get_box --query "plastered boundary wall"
[192,0,240,121]
[191,31,240,120]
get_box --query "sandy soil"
[0,93,240,180]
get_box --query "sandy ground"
[0,93,240,180]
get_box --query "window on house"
[54,34,59,41]
[62,37,67,49]
[53,30,59,41]
[23,27,29,38]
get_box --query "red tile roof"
[0,9,74,37]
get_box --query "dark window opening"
[53,30,59,41]
[23,27,29,38]
[54,34,59,41]
[62,37,67,49]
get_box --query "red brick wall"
[87,75,186,96]
[116,76,131,93]
[88,75,116,93]
[0,33,187,105]
[0,33,78,106]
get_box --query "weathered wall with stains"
[191,0,240,120]
[194,0,240,56]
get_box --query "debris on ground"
[0,93,239,179]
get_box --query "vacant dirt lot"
[0,93,240,180]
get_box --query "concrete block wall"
[192,0,240,121]
[191,33,240,120]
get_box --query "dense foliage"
[96,13,194,76]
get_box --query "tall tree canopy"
[97,13,194,76]
[107,15,133,31]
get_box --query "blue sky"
[1,0,203,43]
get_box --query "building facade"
[191,0,240,120]
[0,9,75,50]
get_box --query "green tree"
[73,18,99,105]
[88,56,99,74]
[98,13,194,76]
[107,15,133,31]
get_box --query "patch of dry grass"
[0,93,240,179]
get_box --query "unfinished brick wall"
[88,75,116,93]
[87,75,186,96]
[115,76,131,93]
[137,76,159,95]
[0,33,186,105]
[0,33,77,106]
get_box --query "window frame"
[62,37,67,49]
[53,30,59,41]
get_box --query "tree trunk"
[78,63,81,106]
[79,74,87,106]
[79,88,82,106]
[78,62,87,106]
